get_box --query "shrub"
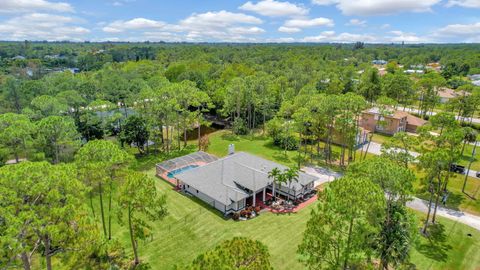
[232,118,248,135]
[232,212,240,221]
[254,206,261,213]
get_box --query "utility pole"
[463,141,477,194]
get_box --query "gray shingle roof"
[174,152,317,205]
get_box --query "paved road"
[303,165,480,231]
[401,107,480,124]
[362,141,480,179]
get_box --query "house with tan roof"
[437,87,470,103]
[360,107,427,135]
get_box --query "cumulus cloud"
[179,10,262,29]
[0,13,89,41]
[302,31,376,42]
[278,26,301,33]
[103,18,166,33]
[388,30,424,42]
[0,0,73,13]
[347,19,366,26]
[446,0,480,8]
[311,0,440,16]
[239,0,308,17]
[284,17,334,28]
[101,10,264,42]
[433,22,480,42]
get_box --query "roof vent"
[228,144,235,155]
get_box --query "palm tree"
[268,167,281,201]
[284,168,299,202]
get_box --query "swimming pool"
[166,164,199,179]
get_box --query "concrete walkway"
[303,165,480,231]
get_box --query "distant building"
[11,55,26,60]
[437,87,470,103]
[404,69,424,74]
[360,107,427,135]
[372,60,387,65]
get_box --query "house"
[360,107,427,135]
[372,60,387,65]
[437,87,470,103]
[404,69,424,74]
[405,114,428,133]
[468,74,480,86]
[157,151,317,215]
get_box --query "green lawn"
[414,171,480,216]
[95,129,480,269]
[113,171,480,270]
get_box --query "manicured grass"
[113,172,480,270]
[410,212,480,270]
[414,171,480,215]
[370,133,393,144]
[115,178,313,269]
[104,130,480,269]
[208,130,299,167]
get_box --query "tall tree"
[0,162,97,270]
[117,171,167,266]
[0,113,34,162]
[36,115,80,163]
[298,176,385,269]
[75,140,133,240]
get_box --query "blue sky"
[0,0,480,42]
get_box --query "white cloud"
[389,30,423,42]
[0,0,73,13]
[278,26,301,33]
[311,0,441,16]
[266,37,296,42]
[433,22,480,42]
[381,23,391,29]
[311,0,338,5]
[103,18,166,33]
[446,0,480,8]
[0,13,89,41]
[179,10,262,29]
[284,17,334,28]
[229,26,265,35]
[240,0,308,17]
[302,31,376,42]
[347,19,366,26]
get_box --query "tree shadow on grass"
[415,223,452,262]
[444,192,465,211]
[272,152,292,164]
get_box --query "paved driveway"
[302,165,480,231]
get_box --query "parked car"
[450,164,466,174]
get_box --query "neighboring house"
[468,74,480,86]
[372,59,387,65]
[404,69,424,74]
[360,107,427,135]
[437,87,470,103]
[405,114,428,133]
[11,55,26,60]
[158,151,317,215]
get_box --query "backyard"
[108,130,480,269]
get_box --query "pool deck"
[160,161,208,186]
